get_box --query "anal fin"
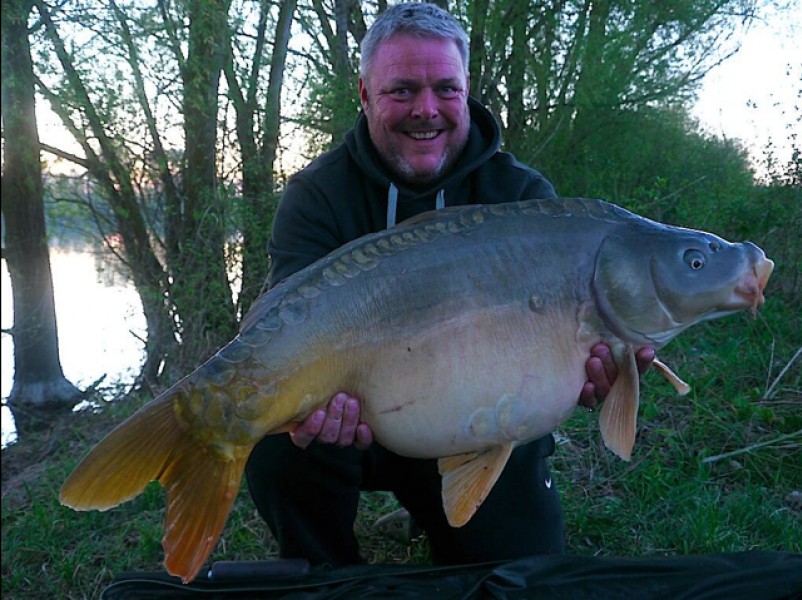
[438,443,514,527]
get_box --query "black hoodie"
[267,97,556,287]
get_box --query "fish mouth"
[733,256,774,315]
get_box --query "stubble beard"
[364,99,471,188]
[381,131,468,188]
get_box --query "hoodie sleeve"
[520,172,557,201]
[474,151,558,204]
[267,175,344,288]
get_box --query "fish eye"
[684,249,706,270]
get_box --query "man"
[246,2,653,567]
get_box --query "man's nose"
[411,89,438,119]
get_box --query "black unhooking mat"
[100,551,802,600]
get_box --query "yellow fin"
[652,357,691,396]
[438,443,514,527]
[599,346,639,461]
[59,388,250,583]
[161,443,248,583]
[267,421,300,435]
[60,395,181,511]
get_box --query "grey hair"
[360,3,470,81]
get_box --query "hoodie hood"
[267,95,555,288]
[344,97,502,204]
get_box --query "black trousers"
[245,433,565,567]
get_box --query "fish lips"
[730,253,774,315]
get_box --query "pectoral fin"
[652,357,691,396]
[438,443,514,527]
[599,346,640,461]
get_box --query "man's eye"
[391,88,410,97]
[438,87,460,98]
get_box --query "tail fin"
[59,392,249,583]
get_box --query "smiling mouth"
[407,130,440,140]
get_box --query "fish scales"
[187,200,612,452]
[59,197,774,583]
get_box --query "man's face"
[359,35,470,187]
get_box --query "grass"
[554,303,802,559]
[3,217,801,599]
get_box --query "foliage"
[293,61,361,156]
[290,0,363,156]
[534,105,756,209]
[453,0,758,158]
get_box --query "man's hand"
[580,343,655,410]
[290,392,374,450]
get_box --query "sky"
[691,3,801,177]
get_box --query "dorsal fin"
[398,204,471,226]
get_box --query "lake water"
[1,250,147,447]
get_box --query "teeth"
[409,131,438,140]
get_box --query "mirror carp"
[60,197,774,582]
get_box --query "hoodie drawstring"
[387,184,399,228]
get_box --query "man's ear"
[358,77,369,111]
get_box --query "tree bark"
[232,0,297,315]
[1,0,82,437]
[174,0,237,355]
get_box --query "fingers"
[578,381,599,410]
[319,393,360,446]
[581,344,656,409]
[354,423,374,451]
[581,343,616,407]
[289,408,326,449]
[635,347,656,375]
[591,343,618,385]
[290,392,372,450]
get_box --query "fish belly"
[352,304,589,458]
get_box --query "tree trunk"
[505,1,528,156]
[173,0,237,356]
[236,0,296,315]
[570,0,612,145]
[468,0,490,103]
[1,0,82,437]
